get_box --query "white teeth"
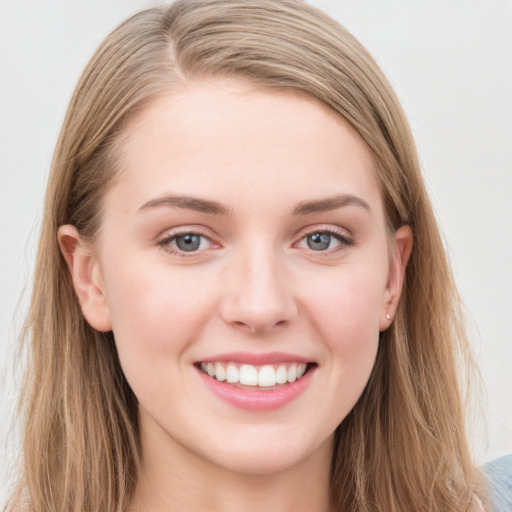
[287,364,297,383]
[258,365,276,387]
[276,365,288,384]
[239,364,258,386]
[226,363,239,383]
[200,361,310,387]
[215,362,226,382]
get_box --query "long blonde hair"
[7,1,486,511]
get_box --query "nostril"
[243,318,289,334]
[218,270,298,333]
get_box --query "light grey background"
[1,0,511,496]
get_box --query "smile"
[198,362,308,388]
[194,355,316,411]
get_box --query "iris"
[175,234,201,252]
[307,233,332,251]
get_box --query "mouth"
[196,361,314,390]
[194,352,317,410]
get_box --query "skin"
[59,79,412,512]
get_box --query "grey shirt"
[483,455,512,512]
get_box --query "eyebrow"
[138,195,232,215]
[137,193,371,217]
[290,194,371,216]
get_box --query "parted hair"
[7,1,486,511]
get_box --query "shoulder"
[482,455,512,512]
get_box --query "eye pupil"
[176,234,201,252]
[307,233,331,251]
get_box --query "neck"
[129,419,333,512]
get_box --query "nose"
[219,247,298,334]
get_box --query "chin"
[198,429,334,476]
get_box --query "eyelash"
[156,227,354,257]
[157,230,215,258]
[294,228,354,254]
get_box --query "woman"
[5,1,509,511]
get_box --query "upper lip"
[197,352,312,365]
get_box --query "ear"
[379,225,413,331]
[58,225,112,332]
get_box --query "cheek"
[284,268,384,435]
[301,264,386,392]
[101,260,222,410]
[305,266,387,341]
[102,258,218,357]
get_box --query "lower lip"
[195,366,314,411]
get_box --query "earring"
[386,313,391,320]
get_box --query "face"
[61,79,410,477]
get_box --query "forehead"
[110,78,383,218]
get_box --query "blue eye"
[159,232,212,255]
[306,232,333,251]
[297,229,352,253]
[175,234,202,252]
